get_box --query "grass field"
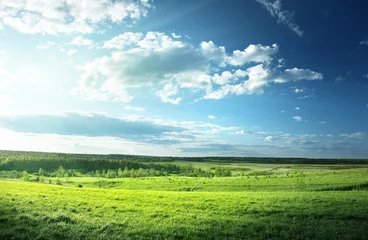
[1,165,368,239]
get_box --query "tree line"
[1,150,367,165]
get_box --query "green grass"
[1,167,368,239]
[26,168,368,192]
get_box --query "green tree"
[22,171,29,181]
[137,168,144,177]
[130,169,135,178]
[117,168,123,178]
[38,168,45,176]
[57,166,65,178]
[123,167,129,178]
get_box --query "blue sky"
[0,0,367,158]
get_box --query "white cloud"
[36,41,55,50]
[275,68,323,83]
[73,31,322,103]
[294,88,304,94]
[235,130,245,135]
[256,0,303,37]
[0,111,242,152]
[124,106,146,112]
[103,32,144,49]
[0,0,152,35]
[208,115,215,119]
[227,44,279,66]
[155,83,182,104]
[67,49,77,56]
[292,116,303,122]
[172,33,182,39]
[199,41,227,67]
[294,107,300,110]
[212,71,234,85]
[265,136,273,141]
[339,132,367,139]
[70,36,94,46]
[204,65,322,100]
[174,71,212,91]
[204,64,270,99]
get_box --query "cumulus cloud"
[155,83,182,104]
[294,107,300,110]
[73,31,322,103]
[227,44,279,66]
[204,65,322,100]
[0,0,152,35]
[208,115,215,119]
[292,116,303,122]
[256,0,303,37]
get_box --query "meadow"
[1,151,368,239]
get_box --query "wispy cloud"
[335,71,352,82]
[339,132,367,139]
[124,106,146,112]
[294,88,304,94]
[0,112,240,146]
[0,112,184,139]
[360,39,368,46]
[256,0,303,37]
[208,115,216,119]
[70,36,94,47]
[265,136,273,141]
[36,41,55,50]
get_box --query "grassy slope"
[1,169,368,239]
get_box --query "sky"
[0,0,367,158]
